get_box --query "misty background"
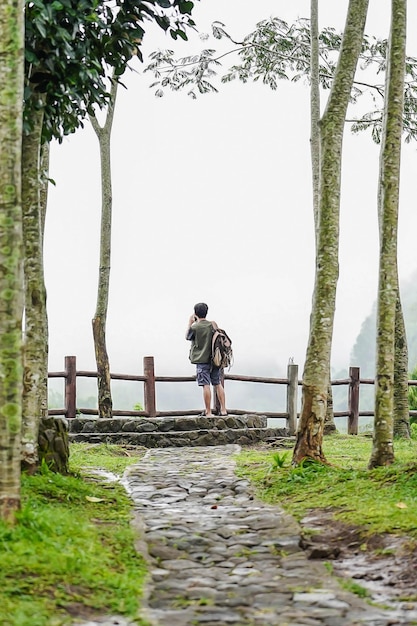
[44,1,417,417]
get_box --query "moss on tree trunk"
[21,107,49,472]
[0,0,25,523]
[393,296,410,438]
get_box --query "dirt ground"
[299,508,417,608]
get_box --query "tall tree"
[21,0,199,469]
[292,0,369,464]
[90,79,118,418]
[21,106,48,471]
[309,0,337,435]
[369,0,406,468]
[0,0,25,523]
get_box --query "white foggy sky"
[44,1,417,380]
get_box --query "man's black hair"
[194,302,208,318]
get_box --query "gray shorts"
[196,363,221,386]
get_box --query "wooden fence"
[48,356,417,436]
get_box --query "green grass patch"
[0,444,149,626]
[69,442,147,475]
[338,578,371,598]
[236,435,417,537]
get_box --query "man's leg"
[203,384,213,416]
[196,364,214,416]
[214,383,227,415]
[210,365,226,415]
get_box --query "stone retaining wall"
[69,414,267,434]
[68,414,289,448]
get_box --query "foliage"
[408,364,417,414]
[47,388,63,409]
[235,435,417,537]
[0,451,148,625]
[48,388,146,411]
[145,16,417,143]
[24,0,198,142]
[146,47,221,98]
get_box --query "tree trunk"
[293,0,369,465]
[369,0,406,468]
[393,296,410,437]
[92,315,112,417]
[39,139,51,420]
[90,79,118,418]
[0,0,25,524]
[39,141,50,235]
[310,0,337,436]
[21,108,49,472]
[324,386,338,434]
[310,0,320,239]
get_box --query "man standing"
[186,302,227,417]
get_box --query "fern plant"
[268,451,290,472]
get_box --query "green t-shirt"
[189,319,213,364]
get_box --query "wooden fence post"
[65,355,77,419]
[287,362,298,435]
[144,356,156,417]
[348,366,360,435]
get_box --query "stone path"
[114,445,417,626]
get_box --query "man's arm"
[185,314,196,340]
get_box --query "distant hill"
[351,270,417,377]
[330,272,417,414]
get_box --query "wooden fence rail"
[48,356,417,436]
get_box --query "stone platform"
[68,414,289,448]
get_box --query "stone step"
[69,426,289,448]
[69,414,269,435]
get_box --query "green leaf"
[35,20,47,38]
[179,1,194,15]
[175,29,188,41]
[155,14,170,31]
[24,49,38,64]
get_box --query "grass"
[0,444,149,626]
[70,442,146,476]
[235,434,417,538]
